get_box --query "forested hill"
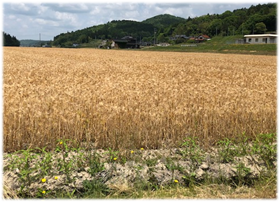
[172,3,276,37]
[53,3,276,47]
[142,14,186,28]
[52,14,185,47]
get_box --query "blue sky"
[2,0,274,40]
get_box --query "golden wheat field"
[3,47,276,152]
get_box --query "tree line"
[3,32,20,46]
[51,3,276,47]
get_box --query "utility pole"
[154,28,156,46]
[39,33,41,47]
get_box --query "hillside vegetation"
[52,3,276,48]
[3,32,20,47]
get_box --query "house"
[244,34,277,44]
[139,41,152,47]
[42,44,51,47]
[170,35,189,40]
[113,36,140,49]
[157,43,170,47]
[195,35,211,42]
[111,41,115,49]
[98,40,108,48]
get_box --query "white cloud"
[124,10,140,19]
[38,5,48,15]
[34,18,48,25]
[45,3,90,13]
[8,3,40,16]
[8,15,16,19]
[54,12,76,22]
[90,7,101,15]
[11,3,30,12]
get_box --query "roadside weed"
[233,163,251,186]
[217,138,239,163]
[87,151,105,176]
[251,133,276,169]
[180,137,204,169]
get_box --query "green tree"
[220,10,232,19]
[157,33,167,43]
[3,32,20,46]
[255,22,267,33]
[208,19,222,36]
[78,34,88,43]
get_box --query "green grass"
[141,35,277,55]
[78,39,103,48]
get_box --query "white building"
[244,34,277,44]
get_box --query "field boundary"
[3,134,277,199]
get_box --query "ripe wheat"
[3,47,276,152]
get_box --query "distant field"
[143,35,277,55]
[145,43,277,55]
[3,47,276,152]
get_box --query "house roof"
[122,36,134,40]
[114,39,128,43]
[244,34,277,38]
[201,35,210,38]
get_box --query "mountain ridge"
[50,3,277,48]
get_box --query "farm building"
[244,34,277,44]
[170,35,189,41]
[113,36,140,49]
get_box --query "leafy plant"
[145,158,158,167]
[251,133,276,169]
[182,172,197,188]
[36,188,50,199]
[55,139,76,183]
[180,137,204,170]
[82,179,110,198]
[217,138,239,163]
[8,149,40,196]
[165,157,184,172]
[87,151,105,176]
[233,163,251,186]
[35,147,54,177]
[105,148,119,162]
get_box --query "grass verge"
[3,133,277,199]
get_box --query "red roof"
[202,35,210,39]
